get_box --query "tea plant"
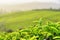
[0,19,60,40]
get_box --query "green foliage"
[0,10,60,31]
[0,19,60,40]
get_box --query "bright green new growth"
[0,19,60,40]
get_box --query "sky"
[0,0,60,5]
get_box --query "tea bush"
[0,19,60,40]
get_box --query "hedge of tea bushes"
[0,19,60,40]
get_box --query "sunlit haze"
[0,0,60,5]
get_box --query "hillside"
[0,10,60,31]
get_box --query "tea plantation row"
[0,19,60,40]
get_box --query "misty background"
[0,0,60,14]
